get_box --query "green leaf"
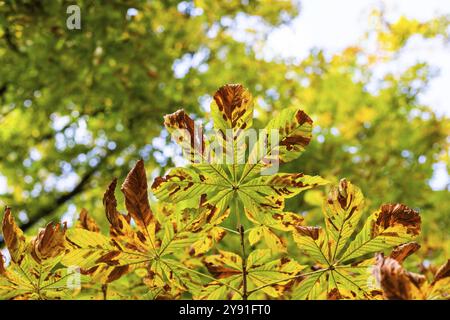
[248,225,286,252]
[163,109,206,164]
[340,203,421,263]
[240,173,329,211]
[211,84,254,133]
[152,167,228,203]
[2,207,27,264]
[199,249,304,299]
[242,107,313,180]
[63,228,117,269]
[291,270,326,300]
[62,161,227,296]
[0,209,74,300]
[153,84,326,234]
[323,179,364,261]
[292,226,330,266]
[291,179,421,299]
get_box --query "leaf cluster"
[1,84,448,300]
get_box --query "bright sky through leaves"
[266,0,450,117]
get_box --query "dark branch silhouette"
[0,150,115,246]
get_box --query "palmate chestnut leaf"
[1,84,446,301]
[291,179,422,299]
[0,208,85,299]
[152,84,328,252]
[374,249,449,300]
[62,160,227,298]
[197,249,305,300]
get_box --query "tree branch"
[238,224,248,300]
[3,27,25,56]
[0,150,114,245]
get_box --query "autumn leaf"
[291,179,421,299]
[2,207,27,264]
[0,207,79,300]
[77,208,100,233]
[62,160,225,298]
[152,84,328,250]
[374,253,449,300]
[121,159,155,230]
[1,82,443,301]
[389,242,421,264]
[196,249,305,300]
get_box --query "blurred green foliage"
[0,0,448,271]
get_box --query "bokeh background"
[0,0,449,272]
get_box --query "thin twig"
[101,284,108,300]
[238,224,248,300]
[220,226,240,235]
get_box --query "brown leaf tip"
[295,225,320,240]
[375,254,426,300]
[327,178,350,209]
[164,109,194,130]
[377,204,421,236]
[164,109,205,155]
[0,252,6,275]
[295,109,313,126]
[121,160,147,194]
[79,208,100,233]
[433,259,450,283]
[2,206,12,224]
[390,242,420,264]
[125,159,146,180]
[103,178,118,206]
[327,288,344,300]
[151,176,165,191]
[106,177,118,192]
[32,222,67,262]
[103,178,121,223]
[2,207,26,262]
[213,84,252,122]
[121,159,153,228]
